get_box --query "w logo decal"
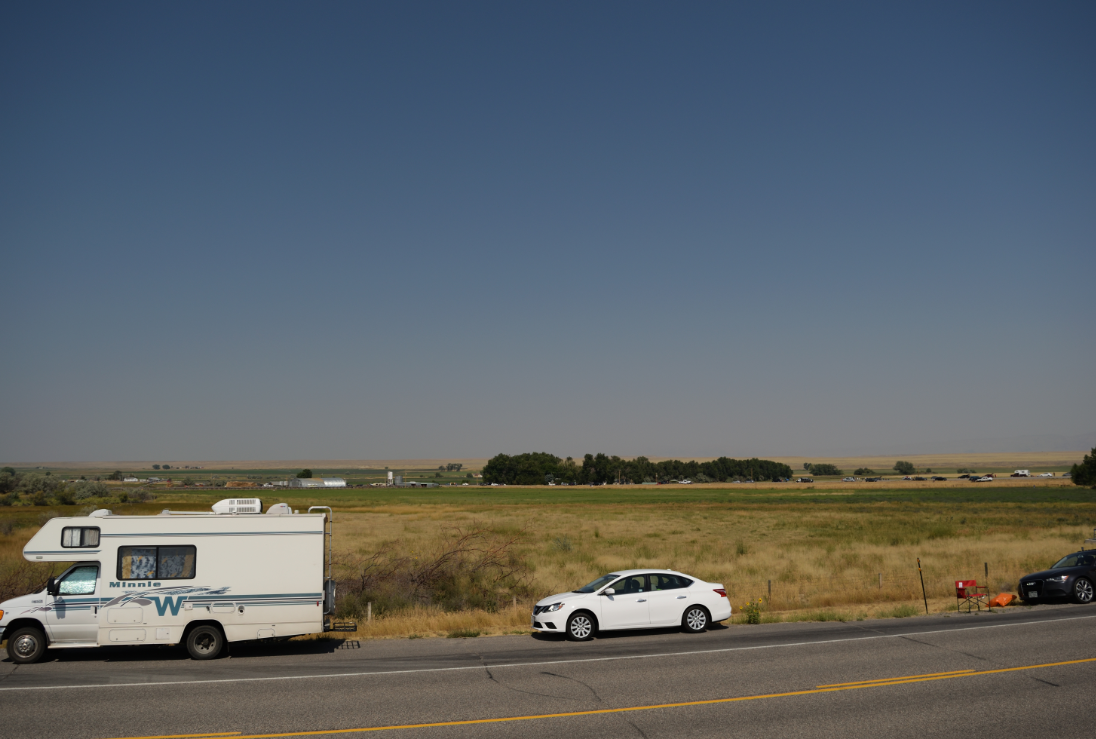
[150,596,185,617]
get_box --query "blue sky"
[2,2,1093,462]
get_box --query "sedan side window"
[650,574,691,590]
[58,565,99,596]
[615,575,647,594]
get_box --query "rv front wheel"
[6,626,47,664]
[186,625,224,660]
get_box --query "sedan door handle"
[636,599,646,603]
[676,596,686,599]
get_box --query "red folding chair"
[955,580,989,612]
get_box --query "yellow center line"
[817,668,975,687]
[100,657,1096,739]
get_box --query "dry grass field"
[320,494,1093,638]
[2,480,1093,642]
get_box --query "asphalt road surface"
[2,604,1095,739]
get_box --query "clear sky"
[1,2,1093,462]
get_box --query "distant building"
[287,477,346,489]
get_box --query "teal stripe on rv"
[101,532,319,537]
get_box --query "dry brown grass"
[3,493,1092,641]
[322,498,1093,638]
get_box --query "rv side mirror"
[46,576,58,596]
[601,587,615,596]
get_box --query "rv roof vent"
[212,498,263,515]
[265,502,292,515]
[89,509,112,518]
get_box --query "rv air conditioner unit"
[212,498,263,514]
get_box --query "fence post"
[984,562,988,580]
[768,580,772,598]
[917,559,928,615]
[367,602,372,623]
[878,572,882,589]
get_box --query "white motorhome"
[0,499,343,664]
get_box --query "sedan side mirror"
[46,576,58,597]
[601,587,615,596]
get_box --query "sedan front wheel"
[566,612,595,641]
[1073,577,1094,604]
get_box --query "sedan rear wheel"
[682,606,710,633]
[566,612,595,641]
[1073,577,1094,604]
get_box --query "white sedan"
[531,569,732,641]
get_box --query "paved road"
[2,604,1095,739]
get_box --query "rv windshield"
[573,574,620,594]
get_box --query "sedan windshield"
[1052,553,1095,569]
[573,574,620,593]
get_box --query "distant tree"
[1069,448,1096,488]
[925,468,932,474]
[438,466,445,471]
[803,463,812,471]
[162,464,171,470]
[893,461,916,475]
[153,465,161,470]
[296,469,313,479]
[466,472,473,479]
[435,471,442,478]
[107,470,124,481]
[854,468,876,476]
[808,463,843,476]
[1,467,15,476]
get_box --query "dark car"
[795,477,814,483]
[1019,551,1096,605]
[931,476,947,481]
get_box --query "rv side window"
[61,527,100,548]
[117,545,196,580]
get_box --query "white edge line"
[3,612,1096,692]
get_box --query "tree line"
[481,453,794,486]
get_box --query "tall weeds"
[334,523,533,619]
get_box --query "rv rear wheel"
[186,625,224,660]
[6,626,47,664]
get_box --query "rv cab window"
[118,545,196,580]
[61,527,100,548]
[58,565,99,595]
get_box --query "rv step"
[328,620,357,632]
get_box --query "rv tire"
[6,626,47,664]
[186,624,225,660]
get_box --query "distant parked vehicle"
[1063,473,1072,479]
[842,477,856,482]
[912,476,927,481]
[795,477,814,483]
[1010,470,1031,477]
[973,476,994,482]
[1037,473,1054,478]
[931,476,947,481]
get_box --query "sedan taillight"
[713,588,727,598]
